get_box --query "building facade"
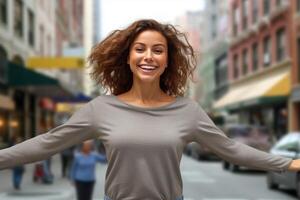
[198,0,230,115]
[290,0,300,132]
[214,0,291,138]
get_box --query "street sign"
[26,57,85,69]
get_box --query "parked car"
[184,142,219,160]
[222,124,273,172]
[266,132,300,198]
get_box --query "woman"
[0,19,299,200]
[71,140,106,200]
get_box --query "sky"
[100,0,205,38]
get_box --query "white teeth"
[139,65,156,70]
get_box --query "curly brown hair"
[88,19,197,96]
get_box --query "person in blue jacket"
[70,140,106,200]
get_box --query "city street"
[0,154,298,200]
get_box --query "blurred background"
[1,0,300,199]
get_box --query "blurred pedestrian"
[11,136,25,190]
[32,122,54,184]
[60,145,75,178]
[70,140,106,200]
[1,19,300,200]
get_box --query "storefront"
[0,94,15,149]
[39,98,56,132]
[7,62,74,139]
[214,67,290,139]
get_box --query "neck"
[127,79,165,102]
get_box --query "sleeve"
[0,102,98,170]
[192,104,292,173]
[94,152,107,163]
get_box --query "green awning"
[8,62,74,97]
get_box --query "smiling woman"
[0,19,298,200]
[88,19,196,97]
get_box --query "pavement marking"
[202,199,248,200]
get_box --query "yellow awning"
[214,70,290,110]
[0,95,15,110]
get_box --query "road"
[0,155,297,200]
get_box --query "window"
[47,35,51,56]
[263,36,271,66]
[276,0,282,6]
[233,54,239,79]
[0,45,8,84]
[216,54,227,87]
[14,0,23,38]
[263,0,270,16]
[274,134,300,152]
[28,9,34,47]
[242,0,249,30]
[242,49,248,75]
[0,0,7,25]
[233,7,239,36]
[252,0,258,24]
[276,0,288,6]
[276,28,286,62]
[297,38,300,81]
[252,43,258,71]
[39,25,44,56]
[211,14,217,39]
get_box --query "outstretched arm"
[0,102,97,170]
[192,103,292,173]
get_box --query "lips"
[138,64,158,72]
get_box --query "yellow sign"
[56,103,86,113]
[27,57,85,69]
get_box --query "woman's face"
[128,30,168,84]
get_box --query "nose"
[144,49,153,62]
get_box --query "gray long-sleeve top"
[0,95,292,200]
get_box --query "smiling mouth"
[138,64,158,72]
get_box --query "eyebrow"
[133,42,166,48]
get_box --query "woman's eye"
[135,48,144,52]
[154,49,163,54]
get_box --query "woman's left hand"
[288,159,300,171]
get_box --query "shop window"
[0,45,7,83]
[0,111,9,149]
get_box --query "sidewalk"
[0,154,107,200]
